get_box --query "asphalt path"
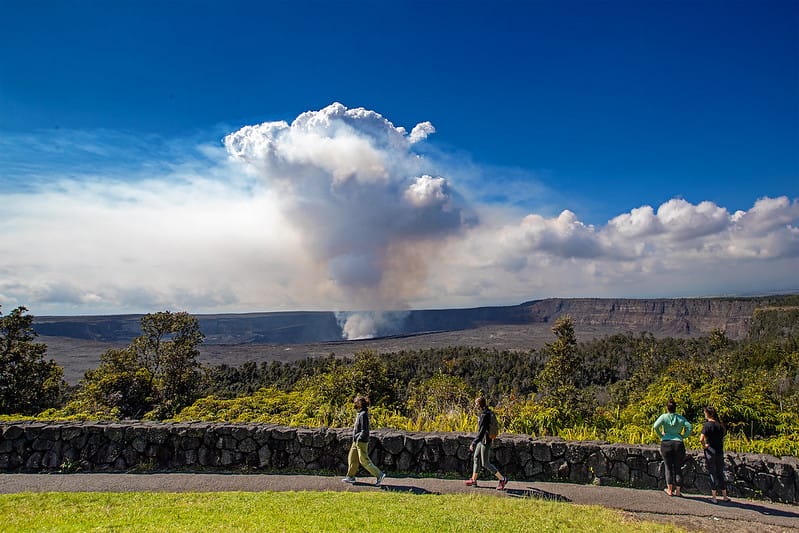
[1,473,797,532]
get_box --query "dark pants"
[472,439,499,476]
[661,440,686,487]
[704,448,726,491]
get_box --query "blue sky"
[1,1,797,325]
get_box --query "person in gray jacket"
[342,395,386,487]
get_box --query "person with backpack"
[464,396,508,490]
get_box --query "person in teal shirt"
[653,398,692,496]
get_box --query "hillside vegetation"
[3,302,798,457]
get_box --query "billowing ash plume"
[224,103,473,338]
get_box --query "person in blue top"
[653,398,692,497]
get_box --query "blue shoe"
[342,476,356,483]
[376,472,386,487]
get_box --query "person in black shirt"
[699,406,730,503]
[464,396,508,490]
[342,396,386,487]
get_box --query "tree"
[133,311,205,417]
[406,372,474,420]
[0,306,67,415]
[78,347,155,419]
[75,311,204,419]
[535,315,585,421]
[297,350,393,408]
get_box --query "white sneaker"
[342,476,356,483]
[376,472,386,487]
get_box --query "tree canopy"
[0,306,66,415]
[65,311,204,419]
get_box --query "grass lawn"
[0,490,684,532]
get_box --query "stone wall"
[2,422,796,504]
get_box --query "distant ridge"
[32,295,798,344]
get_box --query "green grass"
[0,491,683,532]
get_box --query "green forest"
[2,301,798,457]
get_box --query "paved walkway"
[1,473,797,532]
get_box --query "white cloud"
[0,163,319,315]
[732,196,799,235]
[420,195,798,307]
[607,205,661,238]
[515,210,606,258]
[403,175,450,208]
[409,121,435,144]
[655,198,730,240]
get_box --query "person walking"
[700,405,731,504]
[653,398,692,497]
[342,395,386,487]
[464,396,508,490]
